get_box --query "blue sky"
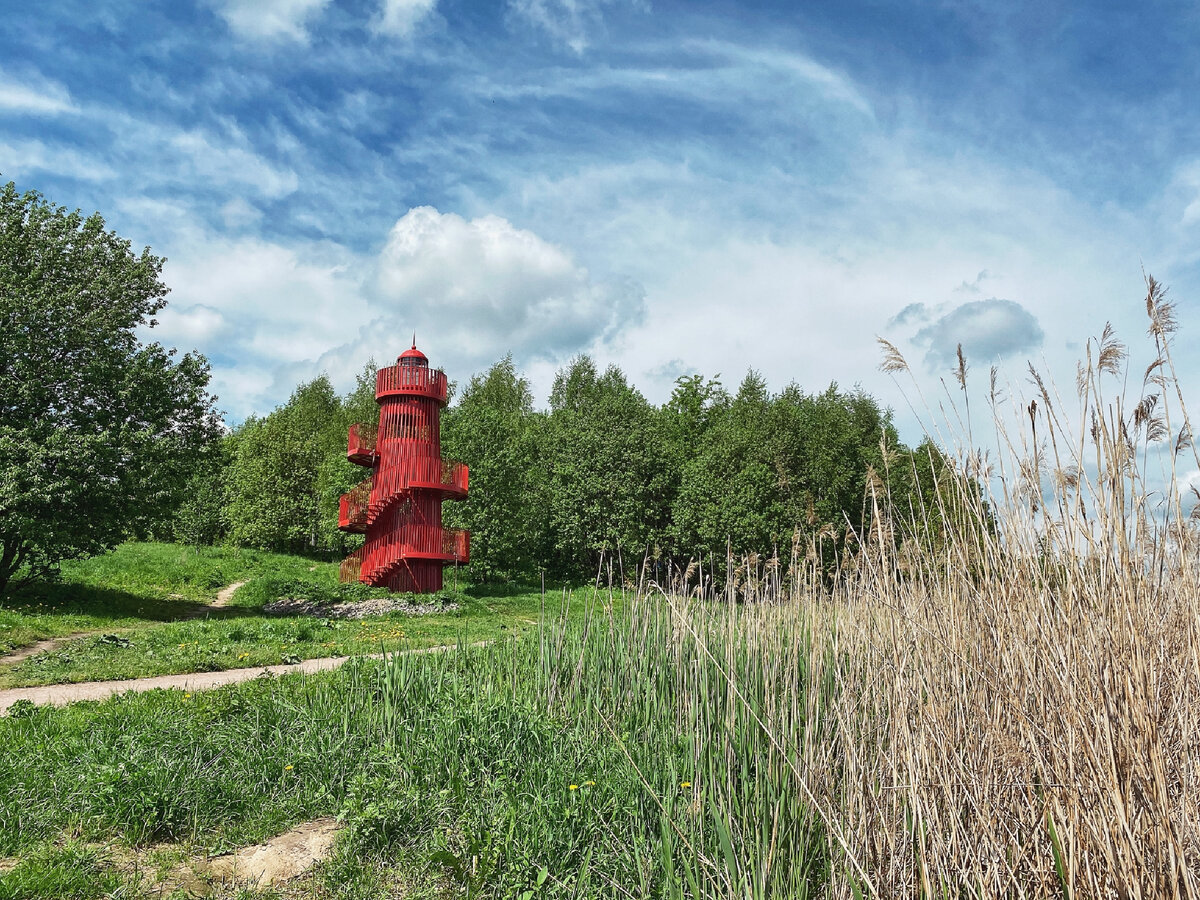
[4,0,1200,465]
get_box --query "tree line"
[176,354,963,583]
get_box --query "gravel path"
[0,642,483,715]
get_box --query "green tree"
[0,181,220,596]
[673,375,904,566]
[224,376,342,552]
[441,355,550,581]
[673,371,783,556]
[543,356,672,577]
[221,365,380,555]
[173,433,234,547]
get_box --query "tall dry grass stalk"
[658,280,1200,896]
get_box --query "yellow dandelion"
[680,781,692,788]
[285,764,294,771]
[569,784,578,791]
[183,693,192,701]
[583,780,596,787]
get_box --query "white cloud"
[157,235,369,419]
[168,129,299,199]
[153,304,230,344]
[207,0,331,42]
[0,71,75,115]
[148,211,639,421]
[266,207,646,406]
[373,0,437,36]
[0,139,114,181]
[220,197,263,230]
[507,0,638,53]
[371,206,642,363]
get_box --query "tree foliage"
[441,355,549,581]
[542,357,673,577]
[0,181,220,596]
[222,371,376,554]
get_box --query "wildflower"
[583,781,596,787]
[569,784,578,791]
[285,764,294,771]
[680,781,692,789]
[183,693,192,701]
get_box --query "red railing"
[443,528,470,563]
[346,423,377,464]
[375,365,448,403]
[350,497,468,581]
[339,547,365,583]
[370,453,468,516]
[340,528,467,585]
[337,476,372,533]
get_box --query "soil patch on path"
[206,580,246,612]
[0,632,95,666]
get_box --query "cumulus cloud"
[152,209,640,421]
[373,0,437,36]
[911,298,1044,370]
[206,0,330,42]
[371,206,642,360]
[153,304,230,345]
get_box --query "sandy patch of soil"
[205,817,339,888]
[101,818,340,896]
[263,596,456,619]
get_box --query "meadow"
[2,305,1199,898]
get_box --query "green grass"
[0,542,826,898]
[0,543,563,687]
[0,844,124,900]
[0,589,827,899]
[0,543,319,654]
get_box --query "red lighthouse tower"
[337,342,469,593]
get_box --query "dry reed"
[656,279,1200,896]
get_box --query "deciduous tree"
[0,181,220,596]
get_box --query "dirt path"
[0,581,249,669]
[210,580,246,610]
[0,632,96,666]
[0,642,484,715]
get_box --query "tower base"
[375,560,444,593]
